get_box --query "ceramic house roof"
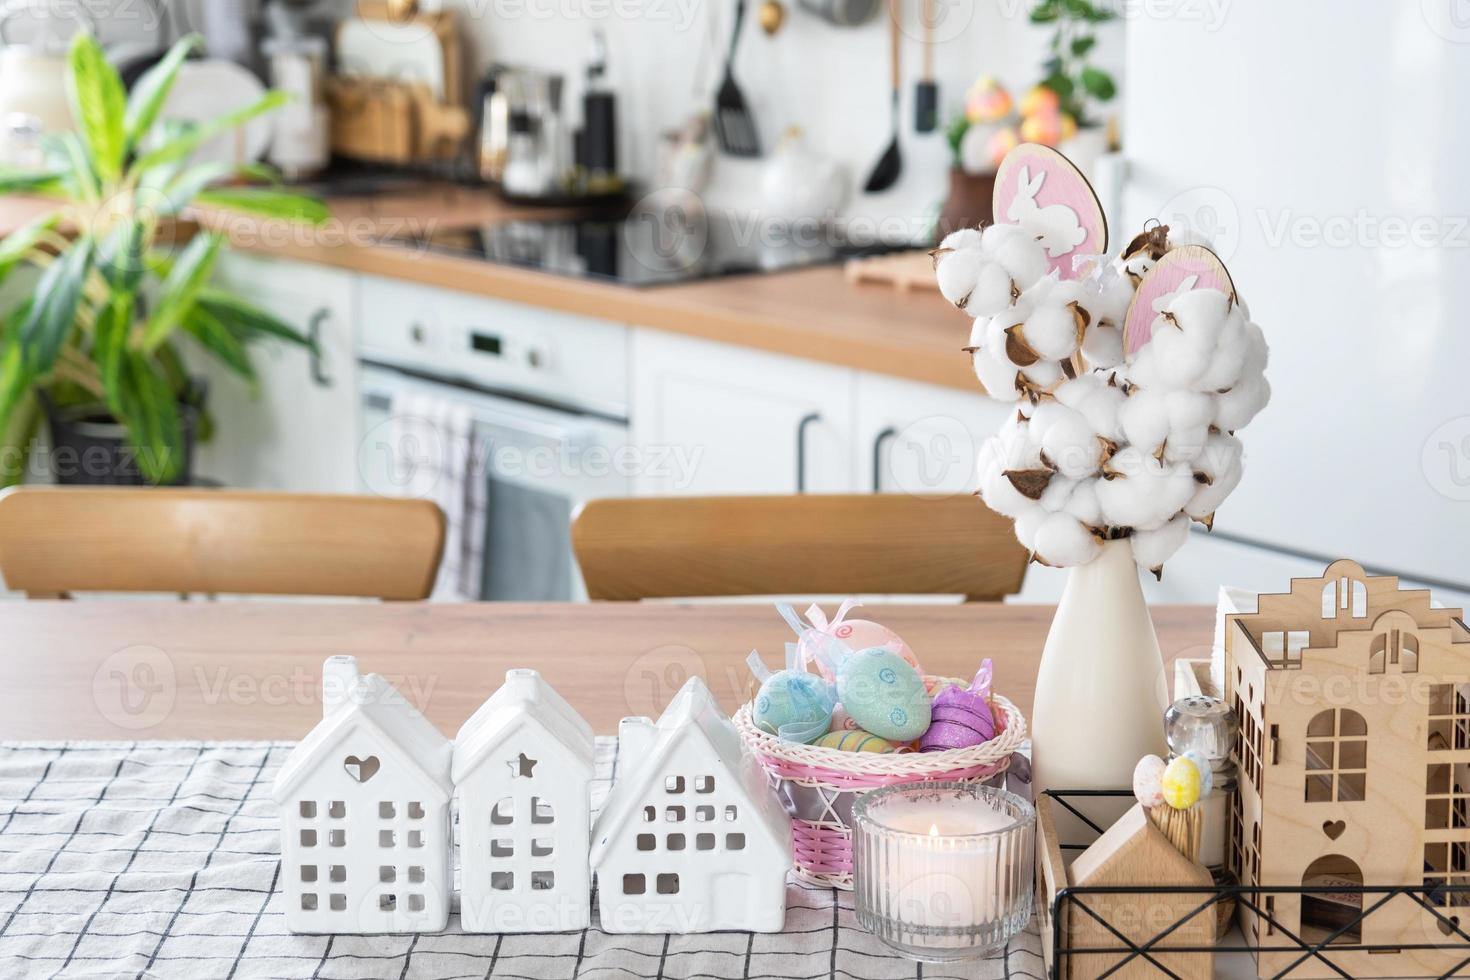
[589,677,792,868]
[452,669,596,783]
[272,656,454,805]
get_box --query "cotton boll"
[1026,400,1070,443]
[1021,358,1064,389]
[1166,288,1232,349]
[1163,391,1214,463]
[1077,382,1126,442]
[939,228,983,252]
[1063,479,1103,526]
[978,448,1034,520]
[1143,321,1214,390]
[1021,300,1082,361]
[967,260,1020,317]
[1193,431,1242,484]
[1131,514,1192,571]
[1119,389,1170,453]
[1097,448,1196,530]
[1186,453,1242,522]
[1014,504,1047,552]
[966,315,987,351]
[1034,512,1101,567]
[1054,375,1101,410]
[1082,322,1125,369]
[936,248,986,309]
[1215,374,1271,432]
[1195,311,1247,392]
[1041,407,1102,479]
[989,228,1049,292]
[1239,321,1269,377]
[1039,475,1077,512]
[973,348,1020,401]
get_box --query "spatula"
[863,2,902,192]
[714,0,761,157]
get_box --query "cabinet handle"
[307,308,332,388]
[871,426,898,493]
[796,412,820,494]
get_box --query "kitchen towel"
[388,392,487,601]
[0,740,1045,979]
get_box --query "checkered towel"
[0,741,1044,979]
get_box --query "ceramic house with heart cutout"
[453,669,596,933]
[273,655,453,934]
[591,676,792,934]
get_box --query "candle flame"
[929,823,939,838]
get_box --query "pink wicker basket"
[734,676,1027,889]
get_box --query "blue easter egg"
[836,648,931,742]
[753,670,835,744]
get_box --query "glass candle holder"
[852,782,1034,962]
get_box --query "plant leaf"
[194,187,331,226]
[0,168,66,195]
[183,305,254,384]
[130,91,289,175]
[20,237,94,373]
[0,210,62,289]
[42,133,99,200]
[141,233,221,351]
[113,350,182,484]
[1071,35,1096,56]
[123,34,203,154]
[0,386,40,488]
[66,33,127,182]
[97,218,148,294]
[150,161,233,216]
[197,289,313,348]
[1080,66,1117,100]
[93,293,133,408]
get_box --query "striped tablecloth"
[0,741,1044,979]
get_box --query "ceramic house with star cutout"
[273,656,454,934]
[453,669,597,933]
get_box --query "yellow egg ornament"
[814,729,895,753]
[1161,755,1201,809]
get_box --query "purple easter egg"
[918,685,997,752]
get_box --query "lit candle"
[853,783,1034,962]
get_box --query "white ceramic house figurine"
[453,669,596,933]
[273,656,454,934]
[592,677,792,934]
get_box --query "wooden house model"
[273,656,454,933]
[591,677,792,934]
[1225,559,1470,977]
[453,669,596,933]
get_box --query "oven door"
[358,363,631,601]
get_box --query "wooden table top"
[0,601,1215,740]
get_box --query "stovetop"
[383,205,920,287]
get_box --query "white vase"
[1030,540,1169,827]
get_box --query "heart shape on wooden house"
[343,755,380,783]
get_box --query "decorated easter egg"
[1161,755,1201,809]
[829,704,861,732]
[1019,84,1060,118]
[754,670,835,744]
[1183,749,1214,798]
[985,126,1020,169]
[836,647,931,743]
[1133,754,1166,808]
[965,76,1013,124]
[1019,111,1065,146]
[918,680,997,752]
[814,729,895,753]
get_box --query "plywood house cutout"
[1225,560,1470,978]
[1061,803,1214,980]
[591,677,792,934]
[273,656,454,934]
[453,669,596,933]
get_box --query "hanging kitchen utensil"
[759,0,785,34]
[914,0,937,133]
[713,0,761,157]
[797,0,880,26]
[862,0,902,192]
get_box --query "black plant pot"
[41,386,204,487]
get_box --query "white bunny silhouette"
[1152,274,1199,313]
[1006,166,1089,258]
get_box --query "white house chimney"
[617,716,656,763]
[321,656,360,718]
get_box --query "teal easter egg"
[835,648,931,742]
[754,671,836,744]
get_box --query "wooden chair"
[571,494,1027,602]
[0,486,446,600]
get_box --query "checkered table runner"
[0,741,1045,979]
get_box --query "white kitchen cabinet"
[630,329,854,495]
[853,372,1011,497]
[191,252,359,492]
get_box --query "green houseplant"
[0,32,329,487]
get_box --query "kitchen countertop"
[0,185,977,392]
[0,599,1214,738]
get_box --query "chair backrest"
[571,494,1027,602]
[0,487,446,600]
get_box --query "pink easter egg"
[1133,755,1167,808]
[811,620,920,681]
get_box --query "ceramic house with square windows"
[453,669,596,933]
[1225,560,1470,978]
[273,656,454,934]
[591,676,792,934]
